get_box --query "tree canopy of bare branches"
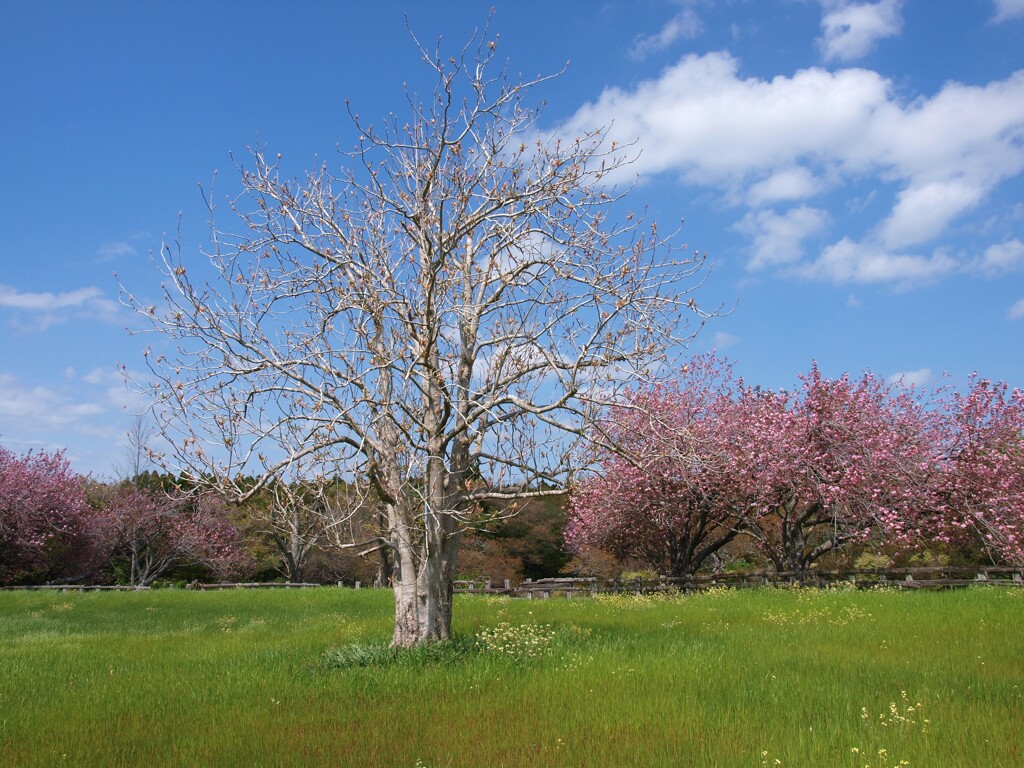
[123,29,711,646]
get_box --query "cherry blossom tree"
[0,446,98,585]
[566,355,745,576]
[100,485,245,586]
[568,358,938,575]
[730,365,933,571]
[923,377,1024,565]
[123,30,709,645]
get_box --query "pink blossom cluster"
[1,446,247,586]
[99,485,247,586]
[0,446,95,584]
[922,377,1024,564]
[567,354,1024,573]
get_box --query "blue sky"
[1,0,1022,477]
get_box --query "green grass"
[1,586,1021,767]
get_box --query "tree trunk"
[390,522,459,647]
[287,521,303,583]
[783,526,806,572]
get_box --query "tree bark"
[390,508,460,647]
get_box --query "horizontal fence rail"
[454,566,1024,598]
[192,582,323,590]
[2,584,152,591]
[5,567,1022,594]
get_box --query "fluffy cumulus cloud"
[737,206,830,270]
[817,0,904,62]
[798,238,956,286]
[559,52,1024,286]
[972,238,1024,276]
[747,167,824,206]
[993,0,1024,22]
[878,180,985,249]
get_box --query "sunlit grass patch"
[0,586,1021,767]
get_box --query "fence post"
[354,581,361,590]
[504,579,512,592]
[635,576,643,596]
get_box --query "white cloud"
[630,9,703,59]
[818,0,904,62]
[1009,298,1024,319]
[972,238,1024,276]
[799,238,957,285]
[736,206,830,270]
[563,53,892,184]
[878,180,985,248]
[0,284,120,330]
[747,167,824,206]
[97,241,137,261]
[0,372,145,476]
[887,367,932,387]
[558,53,1024,285]
[993,0,1024,22]
[82,367,151,413]
[0,373,105,433]
[712,331,740,348]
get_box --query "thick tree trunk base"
[391,585,452,647]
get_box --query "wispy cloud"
[630,8,704,60]
[993,0,1024,22]
[1009,298,1024,320]
[0,371,149,476]
[0,368,149,440]
[887,367,932,387]
[0,284,120,330]
[712,331,740,349]
[97,241,137,261]
[0,373,105,433]
[818,0,904,62]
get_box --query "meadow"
[0,586,1021,767]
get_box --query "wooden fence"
[6,566,1022,594]
[455,566,1024,598]
[192,581,323,590]
[2,581,323,592]
[3,584,152,591]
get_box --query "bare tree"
[261,480,324,584]
[115,412,155,485]
[123,29,711,646]
[316,480,393,587]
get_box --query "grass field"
[0,585,1021,767]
